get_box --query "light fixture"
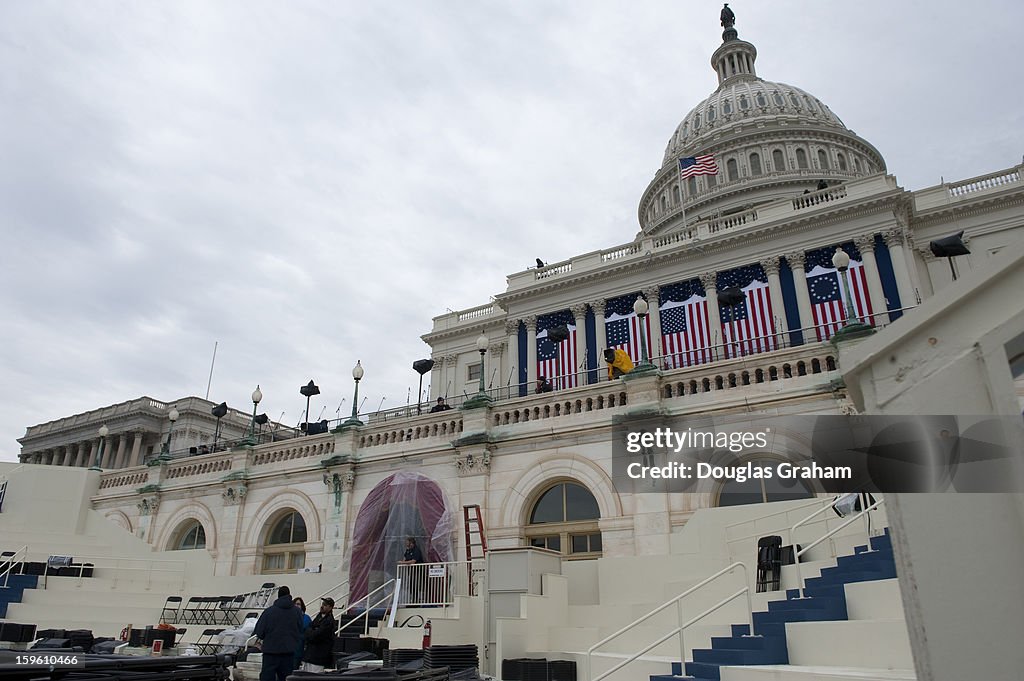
[630,296,656,373]
[339,362,364,430]
[464,334,493,409]
[89,425,109,471]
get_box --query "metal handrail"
[0,545,28,588]
[724,497,829,543]
[586,562,752,681]
[793,497,885,598]
[55,553,188,591]
[338,579,396,637]
[314,577,350,606]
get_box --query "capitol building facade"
[17,11,1024,599]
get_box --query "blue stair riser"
[693,647,788,665]
[730,624,751,637]
[837,550,894,568]
[768,596,844,612]
[822,558,895,575]
[710,635,786,650]
[753,608,846,629]
[686,660,723,680]
[804,570,897,590]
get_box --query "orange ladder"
[463,504,488,562]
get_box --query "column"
[570,304,589,384]
[428,356,442,404]
[504,319,520,396]
[883,228,917,308]
[129,431,144,467]
[699,272,723,358]
[112,434,128,468]
[524,316,538,387]
[784,251,815,340]
[853,234,890,325]
[68,443,81,467]
[759,256,790,345]
[643,287,663,363]
[444,354,459,400]
[590,300,607,379]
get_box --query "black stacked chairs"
[180,596,205,624]
[194,628,225,655]
[756,534,783,592]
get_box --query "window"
[727,158,739,181]
[262,511,307,573]
[173,521,206,551]
[707,105,716,122]
[707,174,717,188]
[661,195,667,211]
[687,177,696,196]
[838,153,848,171]
[773,92,784,107]
[739,94,750,110]
[526,482,601,559]
[796,148,808,169]
[722,99,733,114]
[772,149,785,171]
[693,113,701,129]
[672,185,680,203]
[750,153,762,176]
[854,157,861,173]
[716,458,815,507]
[818,149,830,170]
[789,93,801,108]
[468,363,481,382]
[756,92,767,107]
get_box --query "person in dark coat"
[301,597,338,672]
[254,585,304,681]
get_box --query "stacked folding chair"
[160,596,183,624]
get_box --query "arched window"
[716,457,815,507]
[263,511,308,573]
[687,177,697,196]
[750,152,762,176]
[526,482,601,558]
[818,149,830,170]
[672,185,681,203]
[707,174,717,188]
[707,105,717,122]
[772,149,785,171]
[660,195,667,211]
[796,148,808,169]
[789,93,801,108]
[854,157,861,173]
[172,520,206,551]
[693,113,701,129]
[739,94,750,110]
[755,92,767,107]
[772,91,784,107]
[838,153,848,171]
[722,99,733,115]
[727,158,739,181]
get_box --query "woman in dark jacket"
[301,598,338,672]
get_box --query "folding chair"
[194,628,225,655]
[756,535,783,593]
[180,596,204,624]
[255,582,276,607]
[160,596,183,624]
[220,594,245,626]
[198,596,222,625]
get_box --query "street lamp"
[300,380,320,435]
[89,424,109,471]
[338,361,364,430]
[246,385,263,444]
[830,246,875,342]
[463,333,493,409]
[630,297,657,373]
[158,408,180,461]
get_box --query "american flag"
[717,264,778,358]
[679,155,719,179]
[659,280,712,368]
[605,294,652,365]
[804,246,875,341]
[537,310,579,390]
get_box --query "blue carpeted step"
[768,596,844,613]
[730,624,750,637]
[710,635,785,651]
[800,583,848,599]
[685,661,722,680]
[693,646,787,665]
[836,551,894,569]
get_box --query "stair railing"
[0,545,28,588]
[314,577,350,609]
[338,579,396,637]
[793,497,885,598]
[585,562,752,681]
[724,497,829,545]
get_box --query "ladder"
[463,504,488,562]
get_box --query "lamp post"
[245,385,263,445]
[338,361,365,430]
[300,380,320,435]
[89,425,109,471]
[830,246,875,342]
[463,334,493,409]
[630,297,658,373]
[158,408,180,461]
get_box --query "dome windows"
[756,92,767,107]
[693,113,701,129]
[838,153,848,171]
[853,157,861,173]
[722,99,733,115]
[707,105,717,122]
[750,152,763,176]
[773,92,785,107]
[672,184,681,203]
[789,93,801,109]
[772,149,785,172]
[818,149,830,170]
[739,94,749,111]
[727,158,739,182]
[796,148,808,169]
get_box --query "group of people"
[253,585,338,681]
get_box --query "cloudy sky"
[1,1,1021,460]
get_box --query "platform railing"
[586,562,752,681]
[0,545,28,588]
[395,561,482,607]
[338,579,396,637]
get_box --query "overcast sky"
[2,1,1021,460]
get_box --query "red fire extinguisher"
[422,619,432,649]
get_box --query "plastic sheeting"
[346,471,456,605]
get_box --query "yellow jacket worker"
[604,348,634,380]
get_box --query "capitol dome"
[639,13,886,235]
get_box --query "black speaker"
[929,231,970,258]
[548,325,570,343]
[718,287,745,307]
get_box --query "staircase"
[651,529,911,681]
[0,574,40,620]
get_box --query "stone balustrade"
[250,435,335,466]
[98,471,149,490]
[491,386,628,427]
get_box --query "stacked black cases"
[0,622,36,643]
[383,648,423,667]
[423,644,478,673]
[549,660,576,681]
